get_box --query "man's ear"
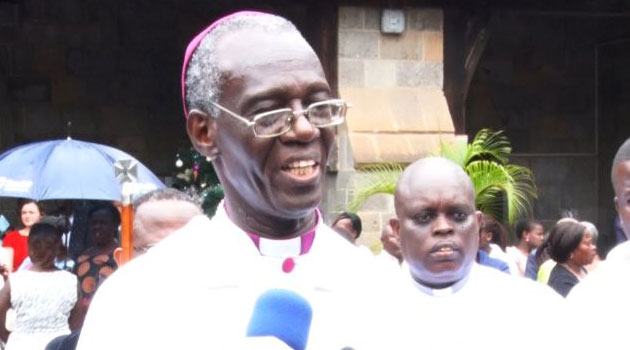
[614,196,620,212]
[390,218,401,241]
[113,247,122,266]
[475,211,483,228]
[186,109,219,158]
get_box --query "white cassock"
[567,258,630,350]
[605,240,630,263]
[76,203,394,350]
[391,263,566,350]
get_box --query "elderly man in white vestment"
[567,138,630,350]
[389,157,564,350]
[76,11,390,350]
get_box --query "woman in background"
[0,222,79,349]
[2,200,43,272]
[547,221,597,297]
[74,204,119,305]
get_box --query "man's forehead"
[405,187,474,207]
[407,170,473,196]
[397,171,475,211]
[614,161,630,189]
[215,29,320,74]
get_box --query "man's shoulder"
[102,215,215,284]
[569,259,630,299]
[607,241,630,263]
[313,224,377,263]
[473,264,560,298]
[477,250,510,272]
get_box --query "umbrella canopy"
[0,138,165,201]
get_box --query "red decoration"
[282,257,295,273]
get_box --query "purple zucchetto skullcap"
[180,11,268,118]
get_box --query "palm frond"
[346,129,536,226]
[468,129,512,165]
[347,163,404,212]
[466,160,537,224]
[436,138,469,167]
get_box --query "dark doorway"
[597,39,630,256]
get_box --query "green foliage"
[347,163,404,212]
[347,129,537,225]
[438,129,537,224]
[171,147,224,217]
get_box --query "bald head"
[395,157,475,214]
[132,191,202,257]
[392,157,481,289]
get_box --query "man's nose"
[280,102,318,142]
[432,214,454,235]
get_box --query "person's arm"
[0,278,11,342]
[524,250,538,280]
[1,232,9,247]
[0,264,8,282]
[69,278,86,331]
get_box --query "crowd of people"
[0,189,202,350]
[0,9,628,350]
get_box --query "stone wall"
[337,6,443,90]
[328,6,445,251]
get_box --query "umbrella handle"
[120,203,133,265]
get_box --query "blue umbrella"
[0,138,165,201]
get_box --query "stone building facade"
[326,6,454,250]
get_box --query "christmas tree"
[172,147,224,216]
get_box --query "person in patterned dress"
[0,222,79,349]
[72,204,119,328]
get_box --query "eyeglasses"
[210,99,348,138]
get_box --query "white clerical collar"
[257,236,302,258]
[404,262,472,297]
[219,201,319,259]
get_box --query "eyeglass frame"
[209,99,348,138]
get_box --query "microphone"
[246,289,313,350]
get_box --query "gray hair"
[580,221,599,244]
[612,137,630,185]
[133,188,200,212]
[185,13,299,116]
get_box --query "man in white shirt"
[567,138,630,349]
[603,142,630,262]
[389,157,563,350]
[77,11,388,350]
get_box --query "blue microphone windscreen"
[246,289,313,350]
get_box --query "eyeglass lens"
[253,101,344,137]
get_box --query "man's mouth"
[282,160,318,177]
[430,242,460,260]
